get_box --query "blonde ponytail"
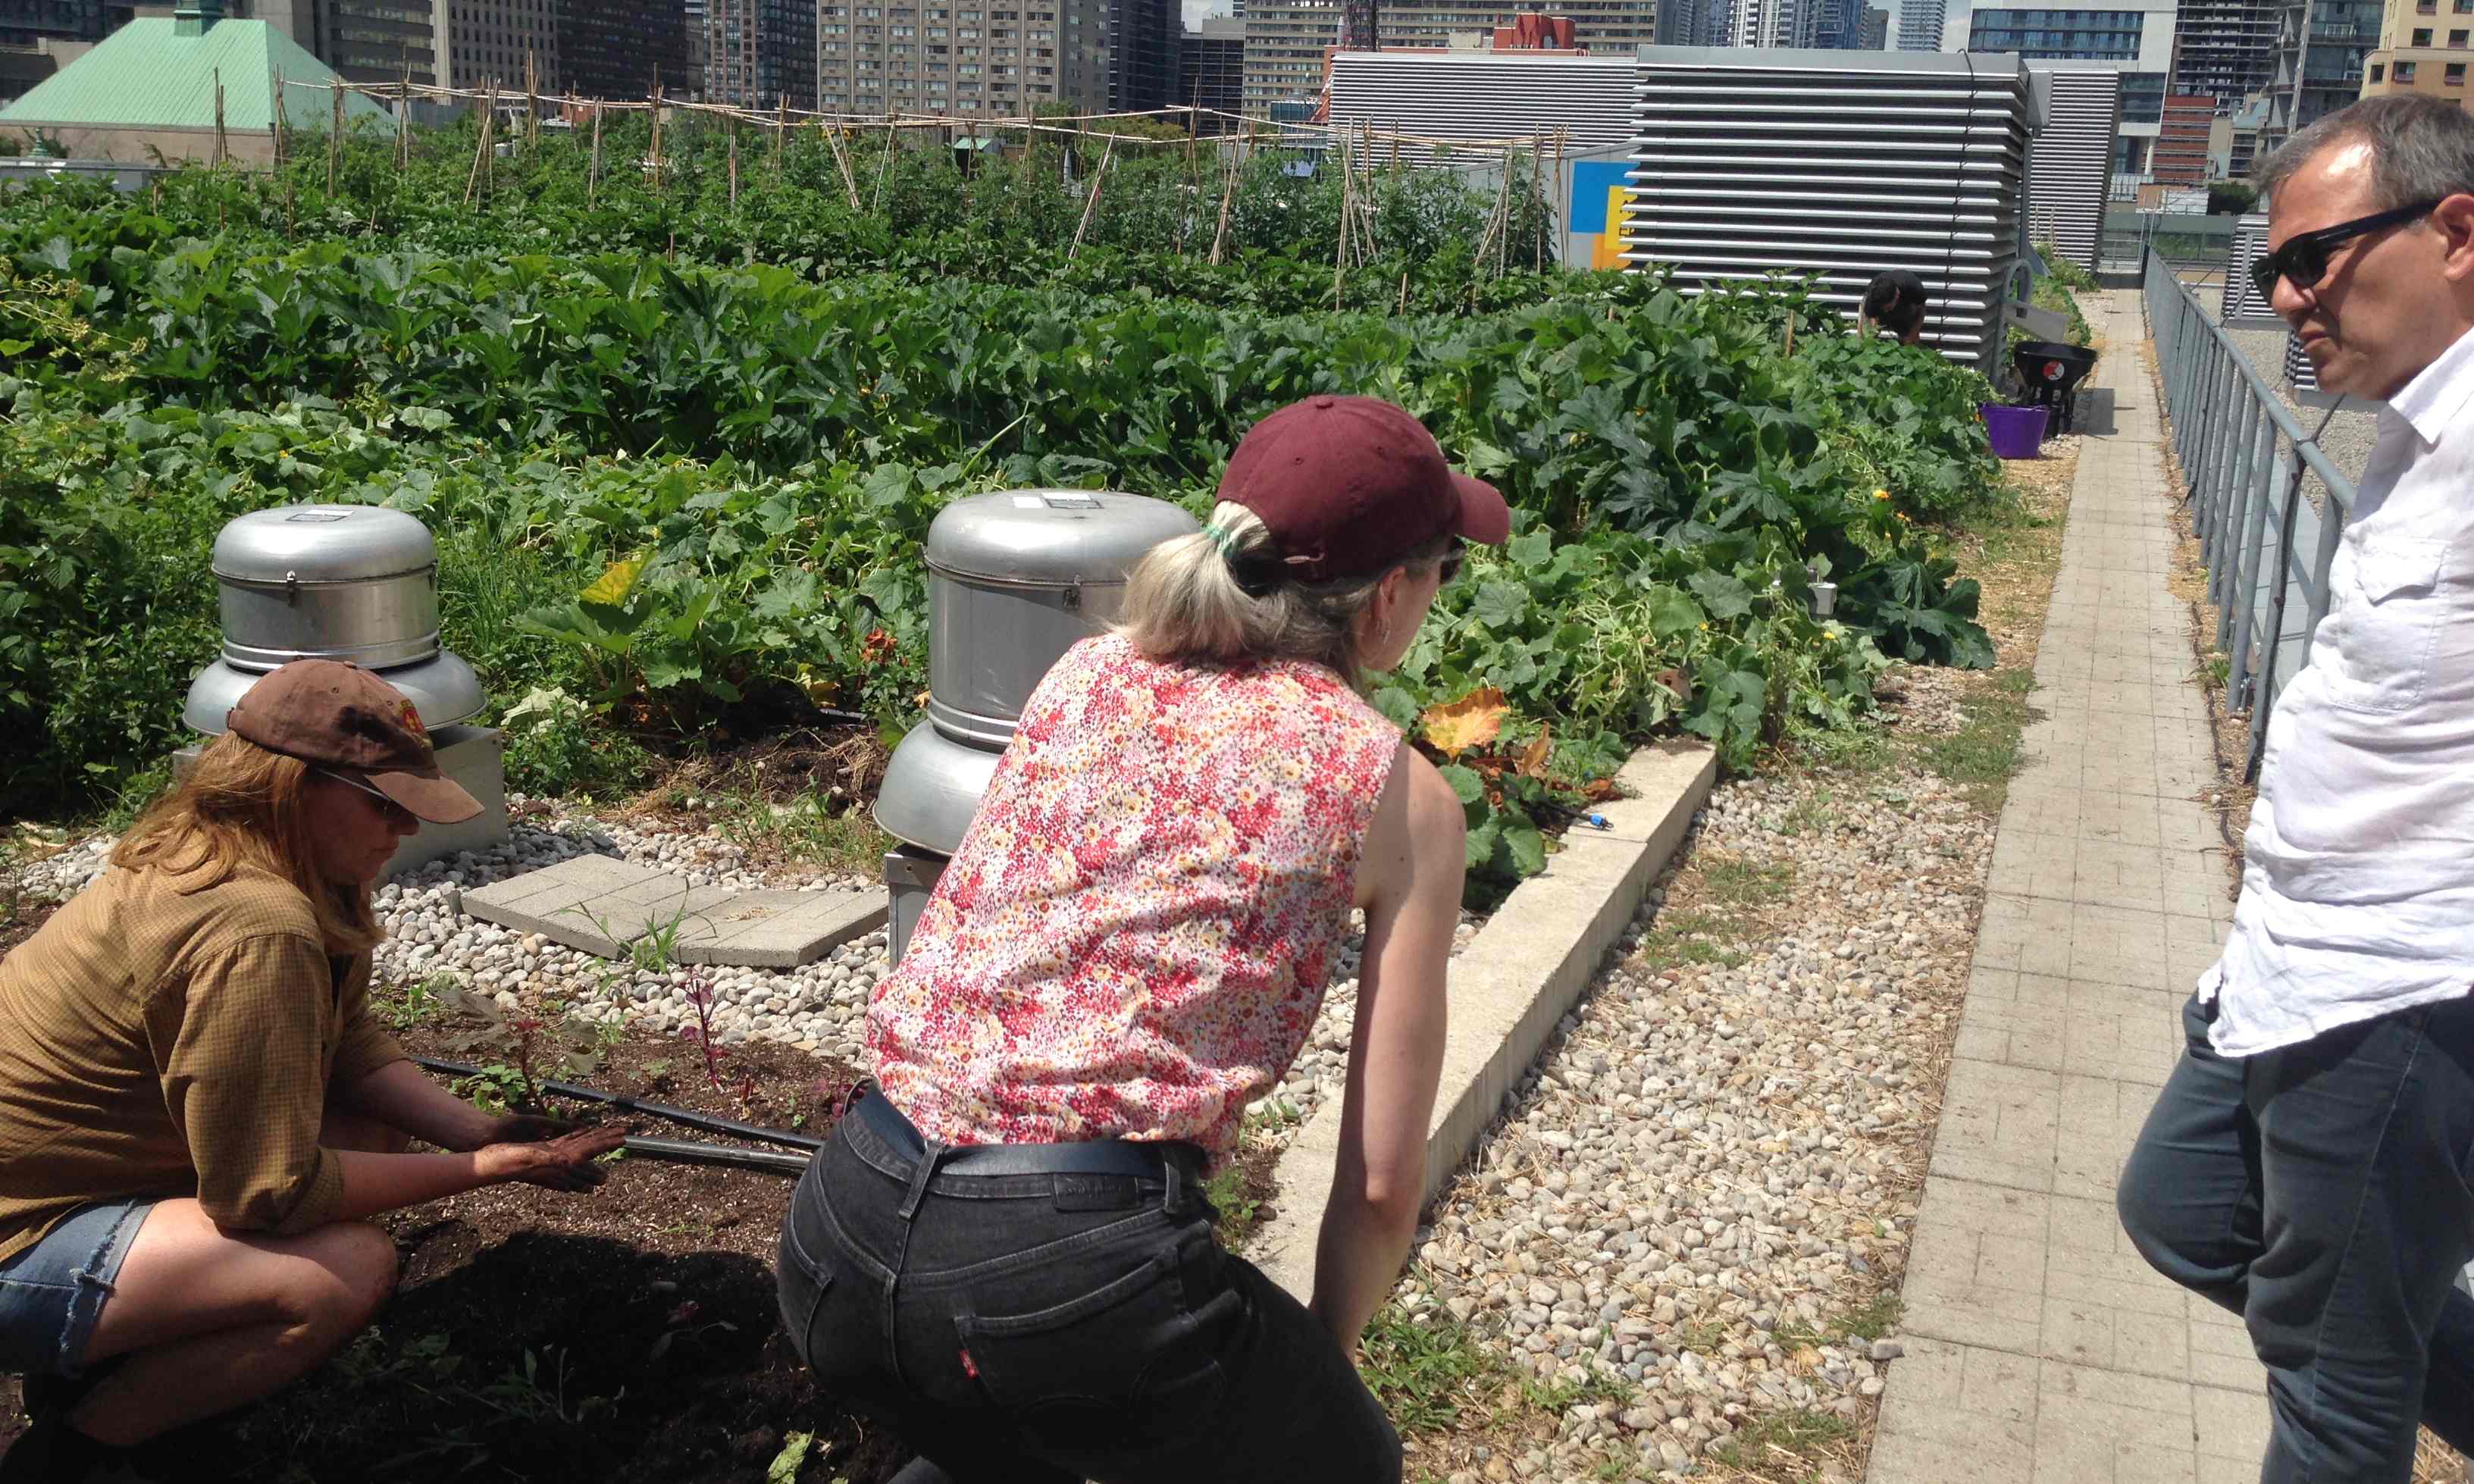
[1116,501,1453,684]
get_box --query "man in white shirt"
[2118,95,2474,1480]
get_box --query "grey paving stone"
[462,855,732,958]
[672,889,890,969]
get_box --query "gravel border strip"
[1251,742,1720,1303]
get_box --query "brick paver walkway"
[1866,291,2272,1483]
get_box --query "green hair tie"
[1203,521,1239,558]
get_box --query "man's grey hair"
[2258,95,2474,211]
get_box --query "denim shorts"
[0,1198,156,1378]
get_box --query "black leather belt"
[847,1081,1203,1184]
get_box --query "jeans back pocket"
[954,1246,1229,1449]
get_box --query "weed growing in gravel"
[1921,668,2040,812]
[1701,856,1796,908]
[1677,1318,1730,1354]
[1775,791,1840,838]
[1771,1295,1905,1351]
[710,783,894,878]
[1517,1369,1634,1414]
[1629,909,1747,974]
[1202,1166,1262,1247]
[1357,1302,1508,1434]
[1707,1405,1856,1479]
[1957,498,2056,568]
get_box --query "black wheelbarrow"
[2012,340,2100,434]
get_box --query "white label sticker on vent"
[283,512,352,523]
[1041,494,1101,509]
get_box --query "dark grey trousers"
[2119,991,2474,1482]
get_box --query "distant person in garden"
[2116,95,2474,1479]
[1857,269,1930,346]
[776,395,1505,1484]
[0,661,624,1484]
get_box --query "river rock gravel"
[1398,734,1993,1483]
[13,803,1476,1097]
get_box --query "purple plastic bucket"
[1981,402,2049,459]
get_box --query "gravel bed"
[1396,731,1993,1482]
[13,809,1474,1121]
[2223,327,2380,510]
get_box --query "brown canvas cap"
[226,660,482,825]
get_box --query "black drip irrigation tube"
[412,1054,825,1178]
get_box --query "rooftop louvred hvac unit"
[1622,46,2037,376]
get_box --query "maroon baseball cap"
[1218,396,1511,582]
[227,660,481,824]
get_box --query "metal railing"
[2144,253,2357,778]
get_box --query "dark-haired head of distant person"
[1859,270,1931,346]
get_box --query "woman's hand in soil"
[477,1123,630,1192]
[490,1113,586,1146]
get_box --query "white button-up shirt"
[2200,325,2474,1057]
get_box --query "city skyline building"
[1240,0,1658,114]
[2172,0,2279,105]
[1959,0,2175,170]
[1178,11,1242,121]
[2362,0,2474,111]
[818,0,1110,115]
[705,0,815,106]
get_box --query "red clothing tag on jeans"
[959,1346,979,1379]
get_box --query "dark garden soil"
[0,1012,1285,1483]
[0,897,55,960]
[0,1032,919,1484]
[615,727,891,822]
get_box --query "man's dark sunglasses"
[2250,200,2441,302]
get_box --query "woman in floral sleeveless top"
[778,396,1506,1484]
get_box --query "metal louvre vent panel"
[1324,53,1642,155]
[1623,47,2034,374]
[2285,330,2319,393]
[2222,213,2272,322]
[2025,67,2120,275]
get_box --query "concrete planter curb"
[1252,740,1720,1302]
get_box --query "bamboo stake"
[463,84,496,205]
[277,72,294,234]
[1492,146,1513,280]
[1208,152,1239,265]
[650,84,665,192]
[329,79,344,197]
[269,68,283,164]
[396,66,410,171]
[775,95,788,178]
[1333,132,1352,305]
[825,123,861,209]
[212,69,227,170]
[1068,135,1114,261]
[587,105,603,203]
[872,114,894,212]
[1533,139,1546,274]
[525,50,539,154]
[728,121,740,208]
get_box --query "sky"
[1184,0,1229,25]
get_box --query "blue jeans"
[0,1198,155,1379]
[2119,991,2474,1482]
[775,1085,1401,1484]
